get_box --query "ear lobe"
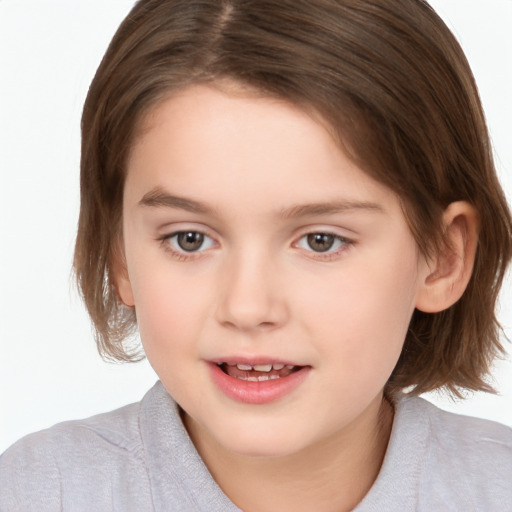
[110,240,135,308]
[415,201,479,313]
[116,272,135,308]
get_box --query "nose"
[215,250,289,332]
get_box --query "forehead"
[125,84,401,218]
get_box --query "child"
[1,0,511,510]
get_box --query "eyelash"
[158,230,354,262]
[158,231,217,261]
[294,232,353,261]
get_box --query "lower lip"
[208,363,311,405]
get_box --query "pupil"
[307,233,334,252]
[177,232,204,251]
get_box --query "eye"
[165,231,216,253]
[296,232,349,253]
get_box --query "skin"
[115,83,477,511]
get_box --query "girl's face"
[118,84,429,458]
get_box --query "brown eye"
[176,232,205,252]
[306,233,335,252]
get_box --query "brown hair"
[74,0,512,396]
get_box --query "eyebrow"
[278,200,384,219]
[139,187,214,214]
[139,187,384,218]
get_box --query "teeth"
[230,362,295,372]
[258,375,280,381]
[253,364,272,372]
[242,374,281,382]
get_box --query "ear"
[110,238,135,308]
[415,201,479,313]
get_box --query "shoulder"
[400,395,512,509]
[1,400,144,465]
[0,401,150,512]
[408,395,512,466]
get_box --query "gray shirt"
[1,381,511,511]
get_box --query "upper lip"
[209,356,305,367]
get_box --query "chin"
[214,421,314,459]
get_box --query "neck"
[185,394,394,512]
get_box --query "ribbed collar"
[354,393,429,511]
[139,381,242,512]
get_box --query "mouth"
[209,360,310,404]
[217,362,303,382]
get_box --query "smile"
[210,361,310,404]
[217,362,301,382]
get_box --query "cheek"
[297,248,419,383]
[131,270,215,401]
[127,260,213,360]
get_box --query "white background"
[0,0,511,453]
